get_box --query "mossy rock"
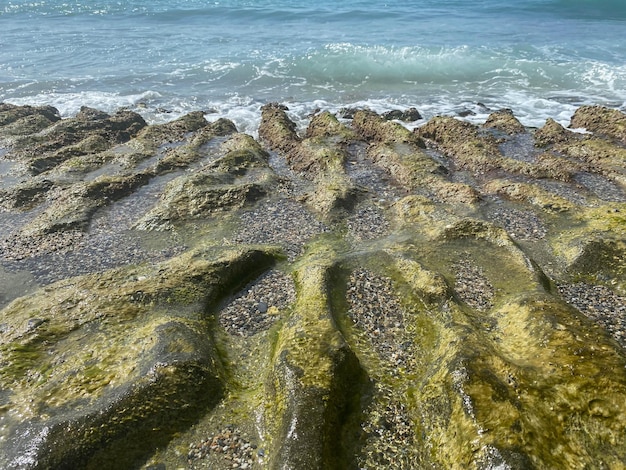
[264,258,367,469]
[258,103,301,153]
[534,118,580,147]
[305,110,358,141]
[0,178,55,210]
[0,246,278,469]
[570,105,626,144]
[0,103,60,131]
[152,118,238,174]
[483,108,526,135]
[19,171,152,236]
[352,109,425,146]
[1,104,626,469]
[7,109,146,175]
[134,174,270,231]
[135,111,208,148]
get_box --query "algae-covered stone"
[20,171,152,236]
[534,118,580,147]
[0,246,278,469]
[135,133,275,231]
[259,103,301,153]
[483,108,526,135]
[135,174,269,231]
[484,179,574,213]
[0,178,54,210]
[264,253,365,469]
[0,103,60,128]
[570,105,626,144]
[152,117,238,174]
[351,111,479,205]
[352,109,425,146]
[305,110,357,141]
[135,110,208,147]
[1,103,626,469]
[11,108,146,169]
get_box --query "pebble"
[347,268,415,372]
[346,269,420,468]
[347,205,390,241]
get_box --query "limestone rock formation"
[0,103,625,469]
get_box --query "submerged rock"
[0,103,625,469]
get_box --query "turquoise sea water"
[1,0,625,131]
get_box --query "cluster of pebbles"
[347,205,390,241]
[575,172,626,203]
[453,257,495,311]
[346,269,419,468]
[232,198,328,261]
[358,386,418,469]
[487,207,547,241]
[186,426,260,469]
[558,283,626,348]
[347,268,415,373]
[219,269,296,337]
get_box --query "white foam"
[5,90,163,119]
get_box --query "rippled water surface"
[1,0,625,129]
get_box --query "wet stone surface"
[559,283,626,348]
[219,269,296,337]
[454,257,495,311]
[487,206,547,240]
[232,198,328,261]
[1,104,626,470]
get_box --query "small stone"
[257,301,268,313]
[27,318,46,330]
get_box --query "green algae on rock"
[0,246,278,469]
[0,103,625,469]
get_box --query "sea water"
[1,0,625,133]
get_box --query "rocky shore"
[0,101,625,469]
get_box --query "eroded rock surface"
[0,103,625,469]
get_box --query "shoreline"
[0,101,625,469]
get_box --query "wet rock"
[353,109,425,146]
[419,115,575,180]
[355,110,479,204]
[0,247,278,469]
[152,117,238,174]
[382,107,422,122]
[136,110,208,147]
[258,103,300,153]
[483,108,526,134]
[135,174,269,231]
[305,110,358,141]
[570,105,626,144]
[0,178,55,210]
[5,109,147,175]
[0,103,60,127]
[273,110,362,220]
[534,117,580,147]
[264,257,366,470]
[135,133,274,231]
[0,103,625,469]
